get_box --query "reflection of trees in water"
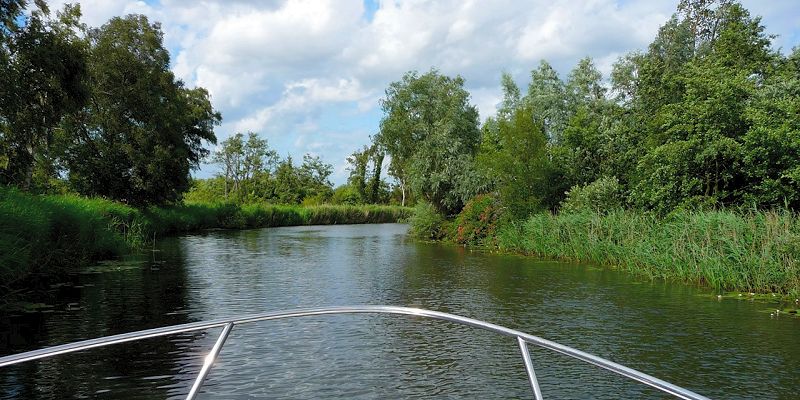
[0,237,207,399]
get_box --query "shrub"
[409,201,445,240]
[330,185,362,205]
[560,176,624,214]
[453,194,502,246]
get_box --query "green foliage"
[195,148,336,206]
[560,176,624,214]
[211,132,278,202]
[62,15,220,205]
[525,60,568,141]
[377,69,482,214]
[453,194,502,246]
[478,105,552,218]
[345,143,388,204]
[0,186,412,289]
[628,3,777,213]
[408,201,446,240]
[497,209,800,295]
[0,3,88,189]
[299,154,334,201]
[407,126,487,215]
[741,47,800,209]
[330,184,363,205]
[0,186,133,287]
[184,177,227,203]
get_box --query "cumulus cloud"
[43,0,800,183]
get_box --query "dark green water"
[0,224,797,399]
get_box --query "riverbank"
[413,202,800,296]
[0,187,411,290]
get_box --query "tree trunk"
[401,179,406,207]
[22,145,34,191]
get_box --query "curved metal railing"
[0,305,711,400]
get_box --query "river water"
[0,224,797,399]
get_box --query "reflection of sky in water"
[1,223,799,399]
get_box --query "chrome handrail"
[0,305,711,400]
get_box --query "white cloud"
[234,77,371,133]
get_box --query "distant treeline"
[186,132,401,207]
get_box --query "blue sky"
[49,0,800,185]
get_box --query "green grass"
[0,187,412,289]
[496,210,800,296]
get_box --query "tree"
[376,69,481,214]
[367,145,386,203]
[346,145,370,202]
[478,105,551,218]
[346,142,389,204]
[497,72,521,120]
[630,2,776,212]
[566,57,606,110]
[0,3,88,189]
[742,47,800,208]
[610,52,644,105]
[525,60,568,142]
[677,0,736,50]
[63,15,219,204]
[213,133,244,198]
[299,154,333,201]
[273,156,302,204]
[558,58,619,188]
[212,132,277,200]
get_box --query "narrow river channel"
[1,224,798,399]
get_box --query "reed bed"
[0,186,411,287]
[496,210,800,295]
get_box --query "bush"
[409,201,445,240]
[330,185,362,205]
[560,176,624,214]
[453,194,502,246]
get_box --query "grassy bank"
[0,187,411,289]
[495,210,800,296]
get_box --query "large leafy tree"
[63,15,220,205]
[376,69,481,214]
[299,154,334,201]
[346,145,370,202]
[0,2,88,189]
[558,58,616,188]
[345,143,387,204]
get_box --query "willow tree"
[376,69,481,214]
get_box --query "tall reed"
[496,210,800,295]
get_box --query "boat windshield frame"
[0,305,711,400]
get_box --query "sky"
[47,0,800,185]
